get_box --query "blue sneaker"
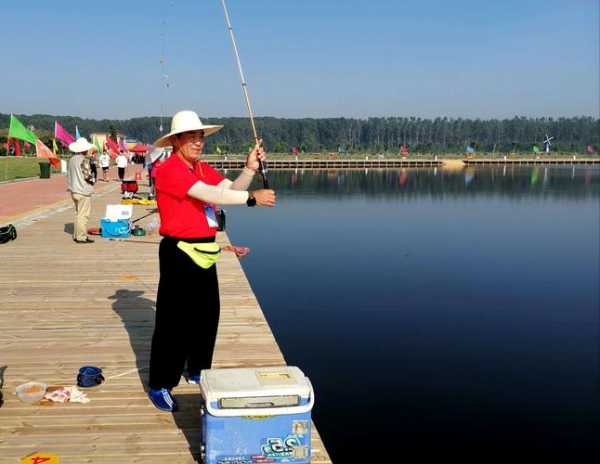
[186,373,201,385]
[148,388,177,412]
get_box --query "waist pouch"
[0,224,17,244]
[177,241,221,269]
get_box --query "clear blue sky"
[3,0,598,119]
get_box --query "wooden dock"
[464,158,600,166]
[208,159,441,169]
[208,158,600,170]
[0,184,332,463]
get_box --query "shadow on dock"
[109,288,202,459]
[63,222,74,235]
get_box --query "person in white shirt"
[116,151,128,181]
[99,152,111,181]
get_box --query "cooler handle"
[205,379,315,418]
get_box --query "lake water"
[226,166,599,462]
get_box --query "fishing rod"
[131,209,158,224]
[110,237,250,257]
[219,0,269,189]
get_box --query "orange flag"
[35,139,61,168]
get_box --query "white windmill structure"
[543,134,554,154]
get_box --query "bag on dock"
[0,224,17,244]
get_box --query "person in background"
[132,152,145,180]
[146,110,276,412]
[89,147,98,184]
[400,143,410,158]
[99,150,111,181]
[67,137,96,244]
[145,150,158,198]
[116,151,128,181]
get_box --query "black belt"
[162,235,215,244]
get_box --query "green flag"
[8,114,37,144]
[93,135,103,154]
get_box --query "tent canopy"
[130,143,149,153]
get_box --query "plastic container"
[100,219,131,238]
[16,382,47,402]
[77,366,104,388]
[200,366,314,464]
[131,225,146,237]
[145,218,160,236]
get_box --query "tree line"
[1,113,598,154]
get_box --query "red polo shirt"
[155,153,224,238]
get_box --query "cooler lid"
[200,366,311,402]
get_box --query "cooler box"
[200,366,314,464]
[100,219,131,238]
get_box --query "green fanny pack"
[177,241,221,269]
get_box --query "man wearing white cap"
[147,110,276,412]
[67,137,96,244]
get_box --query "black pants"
[149,236,220,390]
[118,167,125,180]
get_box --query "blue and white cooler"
[100,204,132,239]
[200,366,314,464]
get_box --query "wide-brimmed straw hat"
[153,111,223,147]
[69,137,94,153]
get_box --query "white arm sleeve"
[216,167,255,191]
[229,167,255,190]
[187,180,249,205]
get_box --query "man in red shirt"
[148,111,275,412]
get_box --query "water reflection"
[251,166,600,200]
[227,167,600,463]
[464,167,475,186]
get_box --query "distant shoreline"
[2,154,598,182]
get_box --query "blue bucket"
[77,366,104,388]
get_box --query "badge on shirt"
[204,205,219,228]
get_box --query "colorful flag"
[106,136,120,158]
[119,137,128,153]
[92,136,103,155]
[8,114,37,144]
[35,139,61,168]
[75,125,81,139]
[54,121,75,146]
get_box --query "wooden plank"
[0,186,332,463]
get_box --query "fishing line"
[159,1,175,133]
[219,0,269,188]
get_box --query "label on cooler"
[217,457,274,464]
[216,434,308,463]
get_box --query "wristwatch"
[246,191,256,207]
